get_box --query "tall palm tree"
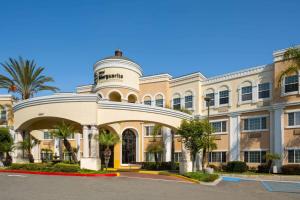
[18,134,39,163]
[0,57,59,100]
[97,130,120,170]
[51,121,78,163]
[278,47,300,86]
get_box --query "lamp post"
[204,96,211,166]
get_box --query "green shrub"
[281,164,300,175]
[185,172,219,182]
[52,163,80,172]
[225,161,248,173]
[257,164,269,173]
[9,163,79,173]
[139,162,179,171]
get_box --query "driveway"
[0,173,299,200]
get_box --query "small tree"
[177,119,204,172]
[51,121,78,163]
[0,127,15,166]
[266,153,281,173]
[98,130,120,170]
[18,134,39,163]
[146,124,164,164]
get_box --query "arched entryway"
[122,129,136,164]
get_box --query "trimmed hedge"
[139,162,179,171]
[225,161,248,173]
[257,164,270,173]
[185,172,219,182]
[281,164,300,175]
[10,163,79,173]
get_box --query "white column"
[162,127,172,162]
[75,133,81,161]
[12,130,25,163]
[82,125,89,158]
[252,85,258,103]
[273,106,284,170]
[90,126,99,158]
[215,92,219,107]
[54,137,60,157]
[179,140,193,174]
[229,114,240,161]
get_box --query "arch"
[108,91,122,102]
[121,128,138,164]
[127,93,138,103]
[154,93,165,107]
[142,94,153,106]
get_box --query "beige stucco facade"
[2,46,299,171]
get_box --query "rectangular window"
[173,152,182,162]
[211,121,227,133]
[208,152,226,163]
[145,152,163,162]
[285,75,298,93]
[205,93,215,107]
[242,86,252,101]
[185,95,193,109]
[244,117,267,131]
[219,90,229,105]
[288,149,300,163]
[173,98,181,110]
[258,83,270,99]
[43,132,53,140]
[145,126,154,136]
[244,151,266,163]
[0,110,6,121]
[155,99,164,107]
[144,100,152,105]
[288,112,300,126]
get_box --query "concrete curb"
[0,169,120,177]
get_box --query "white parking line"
[7,174,27,178]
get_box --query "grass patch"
[79,169,109,174]
[184,172,219,182]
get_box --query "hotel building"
[2,46,300,171]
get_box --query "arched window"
[205,89,215,107]
[128,94,138,103]
[172,94,181,110]
[219,86,229,105]
[143,96,152,105]
[240,81,252,102]
[109,91,122,102]
[155,94,164,107]
[184,91,193,109]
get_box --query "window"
[185,95,193,109]
[0,110,6,121]
[143,96,152,105]
[155,95,164,107]
[285,75,298,93]
[241,86,252,101]
[244,151,266,163]
[145,126,154,136]
[219,90,229,105]
[173,97,181,110]
[43,132,53,140]
[288,112,300,126]
[173,152,182,162]
[258,83,270,99]
[145,152,163,162]
[67,133,75,139]
[211,121,227,133]
[208,152,226,163]
[205,93,215,107]
[288,149,300,163]
[244,117,267,131]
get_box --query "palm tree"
[278,47,300,86]
[0,127,15,166]
[97,130,120,170]
[51,121,78,163]
[18,134,39,163]
[146,124,164,164]
[0,57,59,100]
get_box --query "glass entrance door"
[122,129,136,164]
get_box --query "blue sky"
[0,0,300,95]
